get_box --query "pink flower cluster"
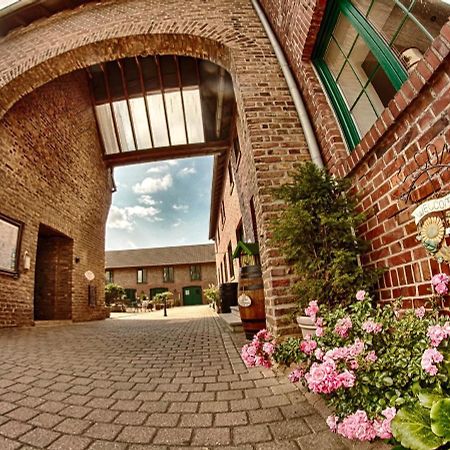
[241,329,274,369]
[334,317,352,338]
[362,320,382,334]
[327,408,396,441]
[356,290,366,301]
[431,273,449,295]
[288,368,304,383]
[421,348,444,376]
[300,336,317,355]
[304,358,355,394]
[305,300,319,320]
[315,317,324,337]
[427,323,450,347]
[324,339,364,361]
[415,306,426,318]
[365,350,377,363]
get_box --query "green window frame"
[105,270,113,284]
[137,268,147,284]
[313,0,410,149]
[163,266,174,283]
[190,265,201,281]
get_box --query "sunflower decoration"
[419,216,445,254]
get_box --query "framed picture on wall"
[0,212,23,277]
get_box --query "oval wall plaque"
[238,293,252,307]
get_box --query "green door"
[150,287,168,300]
[183,286,202,305]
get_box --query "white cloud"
[178,167,196,177]
[133,174,173,194]
[138,195,158,206]
[172,204,189,212]
[107,205,161,231]
[172,218,184,228]
[107,205,134,231]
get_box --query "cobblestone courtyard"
[0,306,372,449]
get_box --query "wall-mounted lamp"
[74,257,81,264]
[23,251,31,271]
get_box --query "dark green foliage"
[272,162,381,310]
[104,283,125,306]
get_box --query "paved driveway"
[0,306,371,449]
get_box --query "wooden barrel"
[238,265,266,340]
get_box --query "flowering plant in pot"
[271,162,381,335]
[241,274,450,448]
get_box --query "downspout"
[251,0,324,168]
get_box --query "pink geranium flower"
[421,348,444,376]
[334,317,352,338]
[288,368,304,383]
[336,410,377,441]
[300,336,317,355]
[362,320,382,334]
[365,351,377,363]
[415,306,426,318]
[427,324,450,347]
[305,300,319,319]
[356,290,366,301]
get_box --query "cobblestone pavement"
[0,306,380,449]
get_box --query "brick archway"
[0,0,310,333]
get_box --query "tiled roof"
[105,244,215,269]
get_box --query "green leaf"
[430,399,450,440]
[391,406,445,450]
[419,391,445,409]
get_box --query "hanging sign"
[238,293,252,307]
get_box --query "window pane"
[164,91,187,146]
[323,38,346,79]
[129,98,152,149]
[95,104,120,154]
[147,93,170,147]
[337,62,364,108]
[367,0,405,44]
[332,13,359,56]
[351,93,378,137]
[113,100,136,152]
[182,88,205,144]
[364,65,397,112]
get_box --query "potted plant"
[271,162,380,336]
[203,284,220,310]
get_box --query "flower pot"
[296,315,316,338]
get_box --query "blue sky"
[106,156,214,250]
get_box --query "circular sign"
[84,270,95,282]
[238,293,252,307]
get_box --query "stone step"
[218,312,243,333]
[230,306,240,318]
[34,320,73,327]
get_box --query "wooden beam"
[103,140,229,167]
[215,67,226,139]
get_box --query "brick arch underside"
[0,0,311,334]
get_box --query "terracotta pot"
[296,315,316,338]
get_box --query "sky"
[105,156,214,250]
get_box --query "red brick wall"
[109,263,217,305]
[0,0,312,334]
[260,0,450,309]
[0,71,111,326]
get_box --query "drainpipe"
[251,0,324,168]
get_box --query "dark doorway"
[183,286,202,305]
[34,225,73,321]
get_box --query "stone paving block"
[0,434,21,450]
[188,392,215,402]
[303,413,329,432]
[248,407,283,424]
[114,411,147,425]
[147,412,180,427]
[191,427,231,446]
[233,424,272,444]
[216,390,244,401]
[229,380,254,390]
[55,418,92,435]
[280,402,317,419]
[199,400,229,413]
[30,412,65,428]
[180,412,213,427]
[168,401,199,413]
[60,405,92,419]
[87,441,128,450]
[85,398,117,409]
[214,411,248,426]
[111,400,142,412]
[0,420,33,439]
[134,391,163,401]
[296,431,349,450]
[85,422,123,440]
[161,392,188,402]
[256,440,300,449]
[116,425,156,443]
[230,398,259,411]
[244,387,273,399]
[179,383,205,392]
[6,406,39,421]
[0,401,17,415]
[269,418,311,440]
[111,390,138,400]
[19,427,61,447]
[139,401,169,413]
[48,434,93,450]
[85,408,120,423]
[152,427,192,445]
[260,394,291,409]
